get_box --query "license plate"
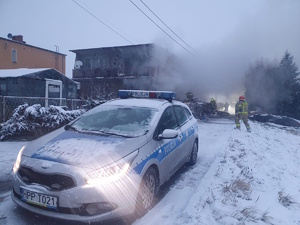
[20,187,58,209]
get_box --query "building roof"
[70,43,153,54]
[0,68,77,86]
[0,37,66,56]
[0,68,51,78]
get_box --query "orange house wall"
[0,39,65,75]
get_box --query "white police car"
[11,90,199,223]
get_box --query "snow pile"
[182,122,300,225]
[0,104,85,141]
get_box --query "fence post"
[0,96,2,123]
[3,97,6,123]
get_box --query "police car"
[11,90,199,223]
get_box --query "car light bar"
[118,90,176,101]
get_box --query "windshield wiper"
[97,130,135,138]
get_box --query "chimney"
[12,35,26,44]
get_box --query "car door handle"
[178,134,183,141]
[191,126,194,130]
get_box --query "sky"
[1,0,300,101]
[1,118,300,224]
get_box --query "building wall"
[0,38,65,75]
[71,44,154,79]
[71,44,159,98]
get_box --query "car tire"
[135,167,158,217]
[188,140,198,166]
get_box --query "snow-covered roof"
[0,68,51,78]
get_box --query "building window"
[113,58,117,66]
[85,58,91,69]
[11,49,17,63]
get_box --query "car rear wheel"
[188,140,198,165]
[135,167,158,217]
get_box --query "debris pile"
[185,99,230,119]
[249,114,300,127]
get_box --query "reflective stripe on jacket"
[235,101,248,115]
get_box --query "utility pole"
[54,45,59,71]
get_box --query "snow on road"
[1,118,300,225]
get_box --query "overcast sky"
[1,0,299,101]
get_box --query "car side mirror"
[64,124,72,130]
[158,129,179,140]
[64,125,70,130]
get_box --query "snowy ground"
[1,119,300,225]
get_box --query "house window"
[113,58,117,66]
[12,49,17,63]
[85,58,92,69]
[0,83,7,95]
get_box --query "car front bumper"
[11,171,141,223]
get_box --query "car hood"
[22,127,148,169]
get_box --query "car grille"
[18,166,76,190]
[13,188,116,216]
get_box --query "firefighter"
[210,98,217,111]
[235,95,251,132]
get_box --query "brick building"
[0,35,66,75]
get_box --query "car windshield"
[71,105,158,137]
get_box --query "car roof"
[103,98,171,109]
[103,98,189,109]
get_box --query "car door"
[173,105,193,163]
[154,106,182,181]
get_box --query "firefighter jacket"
[235,100,248,115]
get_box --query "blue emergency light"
[118,90,176,101]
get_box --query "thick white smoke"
[148,0,300,104]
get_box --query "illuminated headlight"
[86,150,138,186]
[86,162,130,185]
[13,146,25,173]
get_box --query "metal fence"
[0,96,88,123]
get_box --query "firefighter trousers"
[235,113,250,130]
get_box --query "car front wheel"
[135,167,158,217]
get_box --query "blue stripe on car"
[133,124,196,174]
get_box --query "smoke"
[244,59,280,113]
[147,0,300,103]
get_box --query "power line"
[139,0,199,55]
[129,0,197,57]
[72,0,134,45]
[72,0,178,74]
[76,0,141,44]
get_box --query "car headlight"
[86,150,138,186]
[13,146,25,173]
